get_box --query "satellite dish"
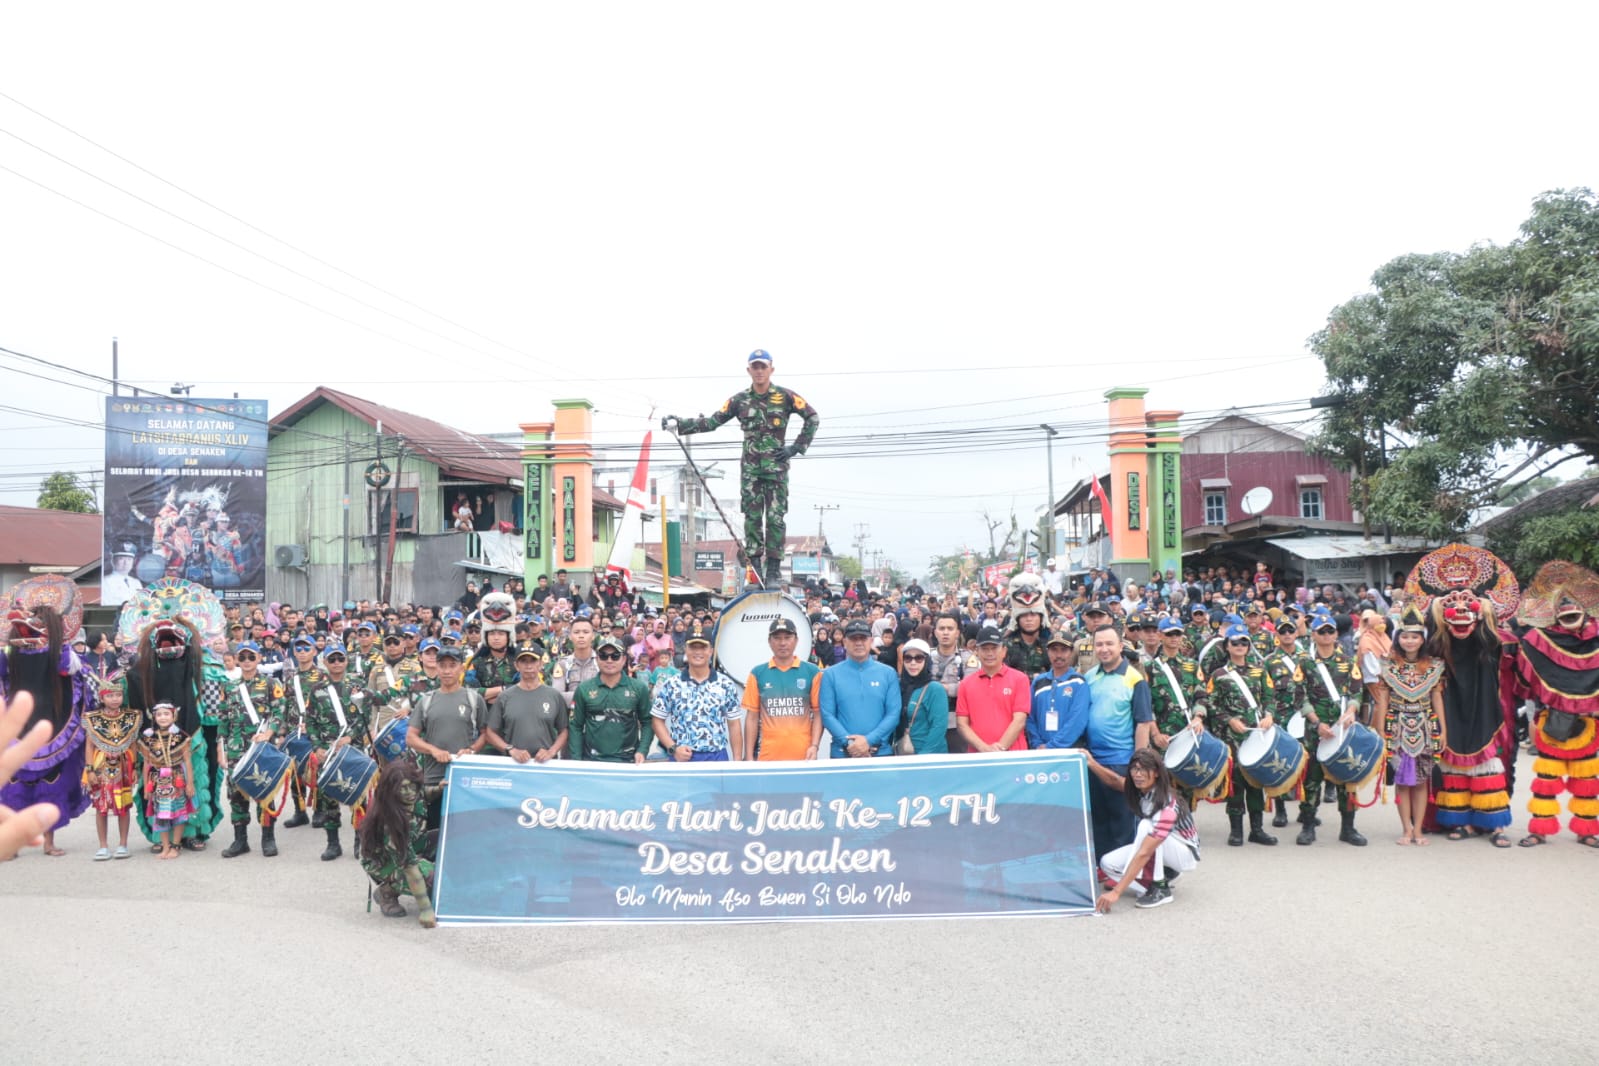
[1241,486,1274,515]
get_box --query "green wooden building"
[266,388,620,608]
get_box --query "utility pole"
[340,430,351,608]
[111,337,119,396]
[852,522,869,577]
[682,438,697,565]
[813,503,838,580]
[1042,424,1058,560]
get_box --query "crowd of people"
[8,547,1592,925]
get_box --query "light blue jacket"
[820,656,899,756]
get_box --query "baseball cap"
[768,617,797,637]
[1223,623,1250,642]
[1276,617,1298,634]
[236,640,262,655]
[685,630,712,646]
[323,647,347,661]
[595,635,626,653]
[401,624,420,637]
[1158,618,1184,635]
[419,637,442,653]
[842,619,872,638]
[356,620,377,634]
[1084,601,1109,615]
[436,644,465,662]
[1045,631,1073,647]
[1190,603,1209,616]
[514,645,542,661]
[1242,601,1263,616]
[901,638,932,658]
[747,348,772,366]
[290,635,316,651]
[975,625,1005,646]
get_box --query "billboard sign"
[102,397,269,605]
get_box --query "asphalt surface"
[4,747,1596,1066]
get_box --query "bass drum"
[711,588,813,683]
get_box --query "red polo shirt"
[956,665,1030,751]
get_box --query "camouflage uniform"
[1262,644,1305,827]
[1005,632,1052,677]
[304,677,374,830]
[1183,621,1212,660]
[1147,651,1202,741]
[217,674,286,827]
[360,792,431,896]
[1205,662,1276,816]
[465,648,521,696]
[676,383,820,576]
[367,655,427,750]
[1294,649,1364,823]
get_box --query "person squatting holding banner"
[1084,748,1202,911]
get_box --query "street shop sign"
[434,750,1095,925]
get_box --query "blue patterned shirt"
[651,671,745,752]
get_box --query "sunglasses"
[1227,639,1252,647]
[902,653,927,662]
[237,653,258,661]
[383,638,402,645]
[596,650,624,661]
[325,654,347,662]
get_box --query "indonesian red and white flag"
[604,430,652,583]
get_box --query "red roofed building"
[0,504,104,602]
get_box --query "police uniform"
[551,651,601,708]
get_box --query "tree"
[1308,188,1599,537]
[835,556,862,583]
[36,471,98,513]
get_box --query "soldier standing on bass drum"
[664,349,820,588]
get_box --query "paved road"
[5,748,1596,1065]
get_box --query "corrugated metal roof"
[0,505,103,567]
[1265,535,1437,560]
[272,387,624,509]
[272,387,523,486]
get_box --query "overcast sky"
[3,3,1596,581]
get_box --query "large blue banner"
[434,750,1095,925]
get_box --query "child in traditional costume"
[138,702,195,859]
[83,670,139,860]
[1375,606,1447,846]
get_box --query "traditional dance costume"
[1380,658,1445,787]
[1404,545,1521,837]
[84,701,140,816]
[0,577,92,835]
[1506,562,1599,841]
[140,726,196,829]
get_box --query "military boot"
[311,807,328,829]
[1247,810,1278,846]
[1272,797,1289,828]
[260,825,278,858]
[220,822,250,858]
[1227,811,1244,847]
[1296,814,1316,846]
[1339,810,1368,847]
[375,884,407,918]
[280,802,308,829]
[320,825,342,861]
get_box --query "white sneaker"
[93,847,111,861]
